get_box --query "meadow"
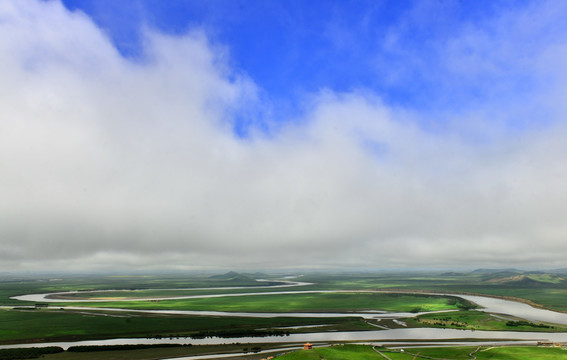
[61,292,468,313]
[407,310,567,332]
[298,270,567,312]
[0,343,293,360]
[0,308,371,344]
[2,270,567,358]
[277,344,567,360]
[5,343,567,360]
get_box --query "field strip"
[11,281,567,325]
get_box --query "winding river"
[11,285,567,325]
[0,329,566,351]
[4,279,567,351]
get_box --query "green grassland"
[0,273,286,305]
[278,344,567,360]
[15,344,567,360]
[380,346,478,360]
[0,308,371,344]
[47,288,278,300]
[407,310,567,332]
[381,345,567,360]
[65,292,467,313]
[299,271,567,312]
[6,343,294,360]
[4,270,567,311]
[475,345,567,359]
[20,346,202,360]
[279,344,381,360]
[2,270,567,347]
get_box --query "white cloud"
[1,0,567,272]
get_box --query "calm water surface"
[7,281,567,351]
[12,289,567,325]
[0,328,566,350]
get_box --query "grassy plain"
[4,270,567,311]
[65,292,465,313]
[299,271,567,312]
[13,344,567,360]
[475,345,567,359]
[406,310,567,332]
[15,343,294,360]
[278,344,567,360]
[279,344,381,360]
[2,270,567,348]
[0,274,272,305]
[381,345,567,359]
[0,308,371,344]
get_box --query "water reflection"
[0,328,566,350]
[13,289,567,326]
[456,294,567,325]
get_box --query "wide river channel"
[4,280,567,351]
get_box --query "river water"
[6,281,567,351]
[456,294,567,325]
[12,288,567,325]
[0,328,566,350]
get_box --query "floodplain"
[1,269,567,359]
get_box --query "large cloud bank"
[1,0,567,272]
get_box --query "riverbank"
[4,273,567,355]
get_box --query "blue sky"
[59,0,544,134]
[2,0,567,272]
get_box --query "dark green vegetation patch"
[0,308,362,343]
[410,310,566,332]
[0,346,64,360]
[67,292,469,313]
[66,344,189,352]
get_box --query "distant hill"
[208,271,259,285]
[470,268,522,275]
[209,271,241,280]
[485,273,565,285]
[547,268,567,275]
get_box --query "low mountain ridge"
[209,271,241,280]
[208,271,260,285]
[485,273,565,285]
[470,268,522,275]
